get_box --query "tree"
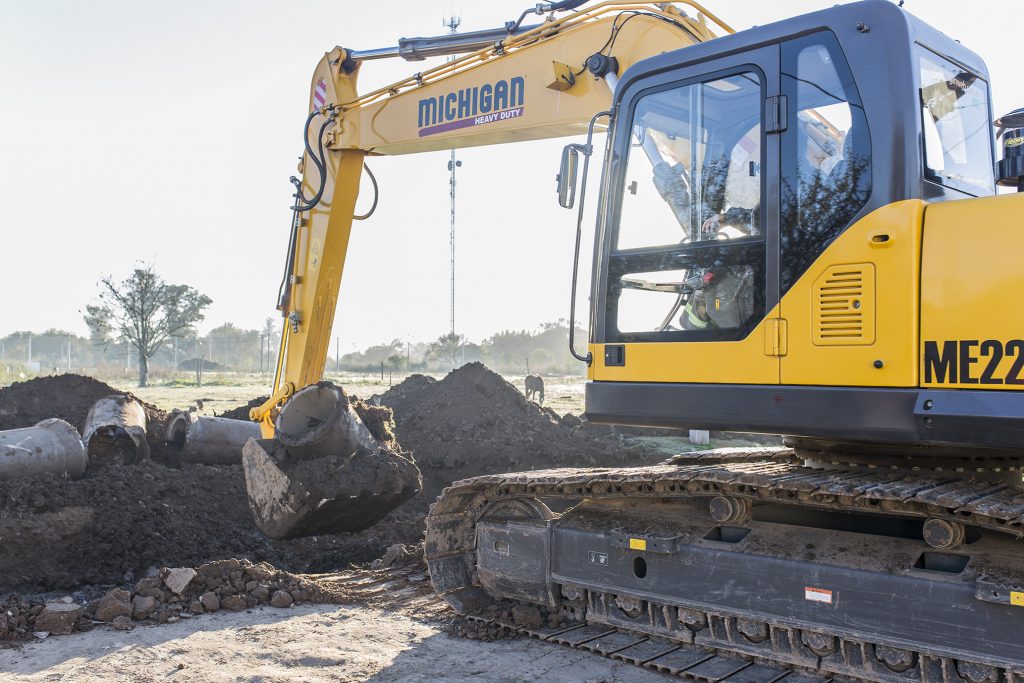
[84,263,212,387]
[427,332,466,369]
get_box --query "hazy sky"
[1,0,1019,351]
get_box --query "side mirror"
[557,145,580,209]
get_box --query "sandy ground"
[0,604,672,682]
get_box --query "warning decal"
[805,587,833,604]
[313,79,327,111]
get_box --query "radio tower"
[445,15,462,336]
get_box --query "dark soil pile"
[219,396,269,421]
[0,374,173,463]
[0,460,427,594]
[2,375,133,431]
[379,363,662,498]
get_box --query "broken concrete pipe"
[165,411,261,465]
[273,382,378,460]
[0,418,87,481]
[242,382,422,539]
[81,395,150,465]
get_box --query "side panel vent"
[812,263,875,346]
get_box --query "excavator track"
[425,457,1024,682]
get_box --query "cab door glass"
[780,32,872,293]
[608,71,766,341]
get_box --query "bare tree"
[84,263,212,387]
[428,332,465,370]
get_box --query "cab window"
[608,71,766,342]
[917,46,994,197]
[780,32,872,293]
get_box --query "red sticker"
[805,587,833,604]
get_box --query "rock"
[221,595,247,612]
[289,589,301,604]
[135,576,162,592]
[131,595,158,619]
[95,589,132,622]
[33,631,49,640]
[167,616,179,623]
[270,590,293,608]
[250,586,269,603]
[199,592,220,612]
[188,600,204,614]
[163,567,197,595]
[511,605,543,629]
[136,587,164,599]
[34,603,84,635]
[0,613,9,636]
[111,615,134,631]
[561,413,584,428]
[244,580,258,592]
[371,543,405,570]
[246,563,275,582]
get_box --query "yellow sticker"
[629,538,647,551]
[714,298,721,311]
[1006,136,1024,148]
[1011,591,1024,607]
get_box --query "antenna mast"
[445,14,462,336]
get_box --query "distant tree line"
[3,260,587,386]
[338,320,587,375]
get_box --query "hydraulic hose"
[353,162,379,221]
[293,111,335,212]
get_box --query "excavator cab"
[583,1,1021,458]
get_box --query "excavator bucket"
[241,382,421,539]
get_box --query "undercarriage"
[425,452,1024,682]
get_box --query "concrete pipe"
[0,418,88,481]
[274,382,377,460]
[82,395,150,466]
[166,411,261,465]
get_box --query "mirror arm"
[568,109,613,366]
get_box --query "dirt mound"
[0,460,427,594]
[379,363,660,498]
[0,374,173,463]
[219,396,269,421]
[1,375,127,431]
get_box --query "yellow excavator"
[235,1,1024,679]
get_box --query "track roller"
[708,495,752,523]
[923,518,966,550]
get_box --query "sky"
[0,0,1019,352]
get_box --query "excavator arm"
[250,1,731,436]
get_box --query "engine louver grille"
[812,264,875,346]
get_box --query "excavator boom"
[252,2,730,431]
